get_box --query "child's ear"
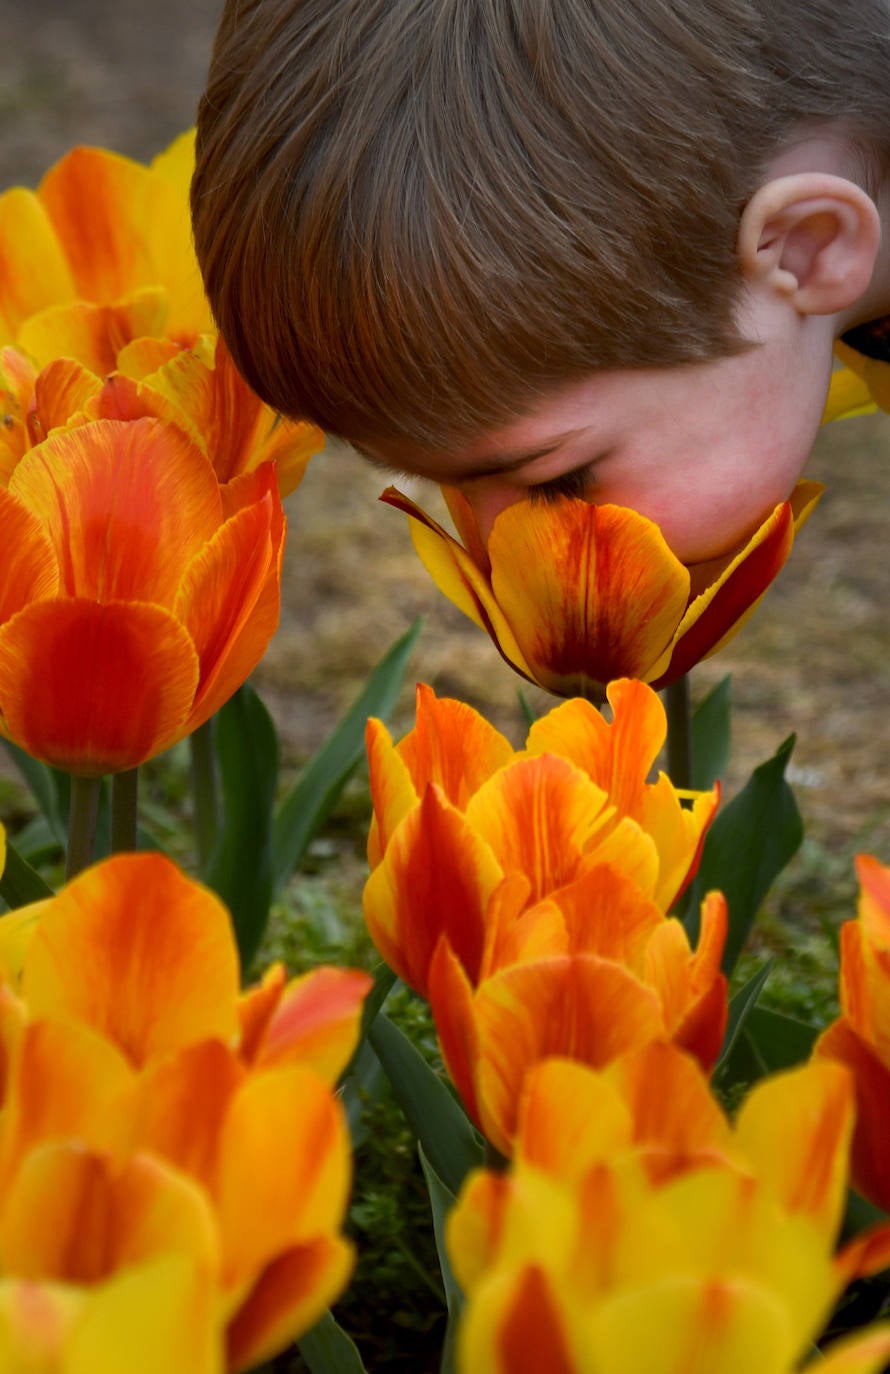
[737,173,880,315]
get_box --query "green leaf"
[369,1013,485,1196]
[296,1310,369,1374]
[2,740,67,843]
[419,1142,463,1374]
[272,619,423,892]
[684,735,802,974]
[691,674,732,790]
[0,838,54,908]
[743,1005,819,1071]
[716,959,773,1074]
[204,684,279,971]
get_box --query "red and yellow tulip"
[448,1048,890,1374]
[0,852,371,1371]
[815,854,890,1213]
[364,679,724,1150]
[0,413,286,774]
[382,480,822,698]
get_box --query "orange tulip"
[381,480,822,697]
[448,1051,890,1374]
[0,852,371,1370]
[815,854,890,1213]
[364,680,723,1150]
[0,413,285,774]
[0,130,211,363]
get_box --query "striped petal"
[18,291,170,374]
[460,1264,580,1374]
[21,853,240,1068]
[488,499,689,693]
[0,486,59,623]
[399,682,515,807]
[246,966,372,1082]
[11,417,221,606]
[0,598,199,774]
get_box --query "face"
[364,285,837,565]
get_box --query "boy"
[190,0,890,565]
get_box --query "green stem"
[190,719,219,871]
[664,675,693,790]
[111,768,139,853]
[66,774,102,880]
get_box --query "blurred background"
[3,0,889,895]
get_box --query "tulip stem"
[111,768,139,853]
[664,675,693,790]
[66,774,102,880]
[190,720,219,871]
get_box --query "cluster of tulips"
[1,125,890,1372]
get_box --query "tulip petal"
[18,292,170,375]
[237,963,288,1063]
[813,1328,890,1374]
[400,682,515,806]
[22,853,240,1068]
[365,716,421,864]
[607,1041,733,1178]
[428,937,485,1131]
[11,417,221,605]
[515,1058,634,1179]
[814,1018,890,1215]
[33,356,103,437]
[466,756,613,904]
[478,1264,580,1374]
[0,597,199,774]
[1,1145,218,1283]
[136,1040,247,1191]
[176,471,284,729]
[0,188,76,341]
[364,785,504,993]
[226,1236,354,1374]
[249,966,372,1082]
[527,681,664,806]
[216,1067,350,1280]
[546,863,664,964]
[0,487,58,622]
[488,500,689,692]
[146,130,214,340]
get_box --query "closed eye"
[528,465,597,505]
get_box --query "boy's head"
[191,0,890,561]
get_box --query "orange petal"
[363,785,504,994]
[0,1145,217,1283]
[32,357,103,438]
[515,1058,634,1179]
[0,597,199,774]
[237,963,288,1063]
[22,853,240,1069]
[428,937,485,1131]
[365,715,421,865]
[11,417,221,606]
[135,1039,247,1193]
[607,1041,733,1178]
[468,956,665,1152]
[226,1236,354,1373]
[466,755,613,905]
[480,878,566,979]
[476,1264,579,1374]
[39,146,159,303]
[488,500,689,693]
[0,486,58,623]
[546,863,665,966]
[399,682,515,808]
[248,966,373,1083]
[814,1017,890,1214]
[0,188,76,341]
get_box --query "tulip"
[381,480,822,698]
[814,854,890,1212]
[447,1051,890,1374]
[822,343,889,423]
[0,130,211,365]
[0,414,286,774]
[0,852,371,1370]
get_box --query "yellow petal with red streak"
[458,1263,580,1374]
[515,1058,634,1179]
[1,1145,218,1283]
[607,1040,733,1178]
[22,853,239,1068]
[546,863,664,967]
[428,937,485,1131]
[0,598,199,774]
[135,1040,246,1192]
[489,500,689,693]
[237,963,288,1063]
[0,188,76,342]
[814,1017,890,1215]
[365,715,421,865]
[11,417,221,606]
[226,1236,355,1374]
[18,291,170,374]
[216,1066,350,1281]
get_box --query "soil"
[3,0,890,869]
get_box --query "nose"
[457,482,527,544]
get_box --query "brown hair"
[191,0,890,453]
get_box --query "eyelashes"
[528,466,596,505]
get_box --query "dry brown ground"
[4,0,890,875]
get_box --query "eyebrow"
[358,430,588,485]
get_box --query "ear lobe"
[737,173,880,315]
